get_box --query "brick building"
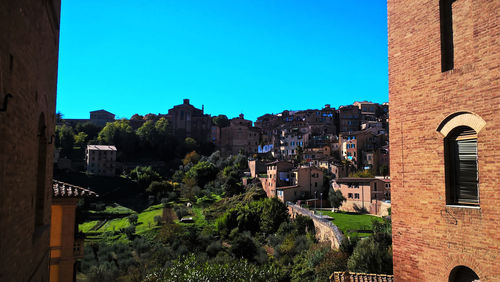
[219,114,260,156]
[389,0,499,280]
[338,105,361,133]
[275,166,324,203]
[339,129,384,169]
[261,160,294,198]
[0,1,61,280]
[166,99,212,142]
[334,178,390,216]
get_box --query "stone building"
[389,0,499,280]
[339,129,383,169]
[278,123,310,159]
[276,166,324,203]
[89,109,115,126]
[63,109,115,127]
[219,114,260,156]
[50,180,97,282]
[338,105,361,133]
[166,99,212,142]
[334,178,390,216]
[261,160,294,198]
[0,1,61,281]
[86,145,117,176]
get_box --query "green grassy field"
[79,204,164,240]
[316,210,383,237]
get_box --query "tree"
[75,122,102,141]
[212,115,230,128]
[184,161,218,188]
[74,131,88,147]
[56,112,63,123]
[329,189,346,209]
[184,137,198,152]
[347,218,392,274]
[136,120,156,149]
[128,214,139,225]
[183,151,200,165]
[230,232,258,261]
[129,166,162,190]
[260,198,289,234]
[130,114,144,120]
[57,124,75,157]
[98,120,137,154]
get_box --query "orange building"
[50,180,97,282]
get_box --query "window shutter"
[454,135,478,204]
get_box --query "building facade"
[0,1,61,281]
[389,0,499,280]
[50,180,97,282]
[166,99,212,142]
[334,178,390,216]
[219,114,260,156]
[86,145,117,176]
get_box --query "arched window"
[449,265,480,282]
[35,113,47,227]
[444,126,478,205]
[437,112,485,206]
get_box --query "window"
[440,0,455,72]
[449,266,479,282]
[35,113,47,227]
[314,182,318,187]
[354,193,360,199]
[348,193,353,199]
[445,126,479,205]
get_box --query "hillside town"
[0,0,498,282]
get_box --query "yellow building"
[50,180,97,282]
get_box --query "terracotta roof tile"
[52,180,98,198]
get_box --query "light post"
[320,192,323,211]
[314,191,317,212]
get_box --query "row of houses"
[65,99,389,175]
[250,158,391,216]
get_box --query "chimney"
[183,99,190,105]
[202,104,204,114]
[239,113,244,119]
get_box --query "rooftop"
[52,180,98,198]
[276,185,300,190]
[87,145,117,151]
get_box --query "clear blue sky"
[57,0,388,121]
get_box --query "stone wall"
[0,1,61,281]
[288,204,344,249]
[388,0,500,280]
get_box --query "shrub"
[128,214,138,225]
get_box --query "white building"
[86,145,117,176]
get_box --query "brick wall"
[0,1,60,281]
[388,0,499,280]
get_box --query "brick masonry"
[388,0,499,281]
[0,1,61,281]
